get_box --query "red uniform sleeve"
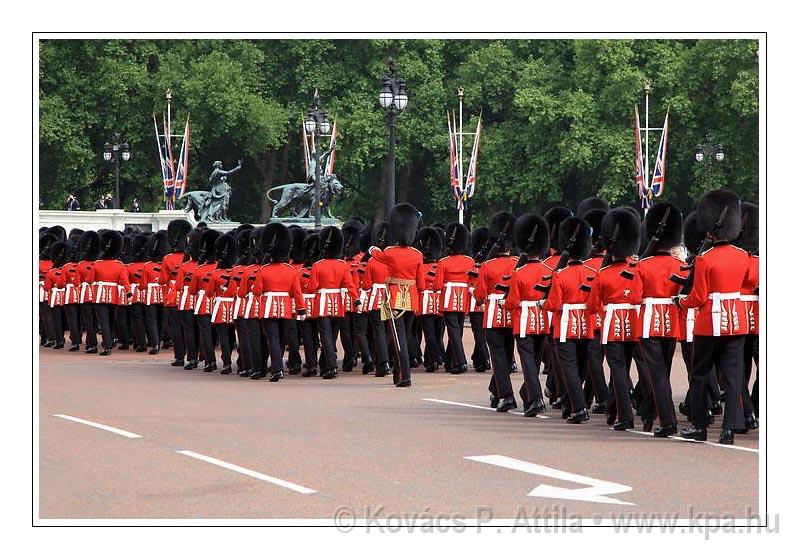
[290,272,305,313]
[309,263,319,294]
[369,246,391,267]
[117,265,131,292]
[253,269,263,296]
[341,264,360,302]
[586,273,603,315]
[683,255,709,310]
[543,272,563,313]
[506,273,521,311]
[475,264,489,303]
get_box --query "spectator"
[64,194,80,211]
[130,198,141,213]
[103,194,114,209]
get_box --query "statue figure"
[179,159,242,223]
[268,174,344,219]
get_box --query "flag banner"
[634,106,646,201]
[448,112,461,204]
[464,114,482,200]
[325,121,338,176]
[155,115,175,199]
[173,119,190,200]
[650,109,669,198]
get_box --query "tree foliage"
[39,39,758,224]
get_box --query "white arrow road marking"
[464,454,635,505]
[177,450,317,494]
[54,414,143,439]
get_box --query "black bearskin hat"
[289,227,307,263]
[696,189,742,242]
[388,203,420,246]
[557,217,592,261]
[235,228,253,264]
[261,223,291,263]
[445,222,470,255]
[319,226,344,259]
[303,232,320,264]
[470,226,490,260]
[683,212,705,256]
[372,222,390,250]
[68,228,84,246]
[249,227,264,264]
[199,229,221,264]
[167,219,192,252]
[78,231,101,261]
[187,228,204,261]
[576,197,609,218]
[146,231,170,262]
[736,202,758,254]
[601,208,641,260]
[50,241,68,267]
[358,224,373,254]
[342,218,365,258]
[544,206,573,251]
[488,211,516,242]
[46,225,67,242]
[39,232,58,259]
[418,226,444,262]
[514,213,549,258]
[99,230,123,260]
[583,208,607,245]
[129,233,151,262]
[214,233,238,268]
[644,202,683,252]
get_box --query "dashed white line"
[422,398,550,418]
[53,414,143,439]
[176,450,317,494]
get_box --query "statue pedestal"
[268,217,341,230]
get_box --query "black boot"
[396,378,411,387]
[375,362,390,377]
[301,368,318,377]
[184,360,198,370]
[745,414,759,431]
[203,362,217,372]
[220,364,232,375]
[171,359,185,367]
[99,348,111,356]
[496,397,517,413]
[591,402,606,414]
[654,424,678,438]
[718,428,735,445]
[642,418,654,433]
[566,408,590,424]
[68,343,80,352]
[322,368,339,380]
[362,361,375,375]
[524,399,546,417]
[85,346,98,354]
[613,420,634,431]
[250,371,266,380]
[149,347,160,355]
[680,426,708,441]
[238,369,252,378]
[269,370,284,382]
[489,394,500,409]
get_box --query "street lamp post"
[103,133,131,209]
[694,134,725,191]
[304,91,332,231]
[378,57,408,216]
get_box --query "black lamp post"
[694,134,725,191]
[304,91,332,231]
[103,133,131,209]
[378,57,408,215]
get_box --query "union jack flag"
[173,119,190,199]
[448,112,462,204]
[650,109,669,198]
[464,114,482,200]
[155,115,175,197]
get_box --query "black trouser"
[690,335,746,430]
[262,318,287,373]
[681,340,721,416]
[115,306,129,346]
[145,305,161,348]
[436,316,447,365]
[516,335,546,408]
[354,313,372,365]
[744,334,759,416]
[197,314,215,365]
[340,313,356,365]
[167,307,185,360]
[391,312,415,384]
[443,312,467,369]
[129,304,147,349]
[215,323,234,366]
[81,303,98,349]
[234,318,251,371]
[470,311,490,367]
[555,339,589,414]
[181,310,198,361]
[408,316,422,364]
[318,317,340,373]
[486,328,515,399]
[300,318,319,370]
[246,318,263,373]
[604,342,635,423]
[285,318,302,371]
[585,330,608,405]
[368,310,389,366]
[48,306,65,345]
[421,315,443,368]
[636,338,677,427]
[64,304,81,346]
[96,304,115,350]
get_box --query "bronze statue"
[180,160,242,223]
[268,174,344,219]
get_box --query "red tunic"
[309,258,359,318]
[362,257,389,312]
[236,264,262,319]
[175,259,199,312]
[142,262,164,305]
[298,264,317,319]
[505,260,553,337]
[208,267,236,324]
[74,260,96,303]
[543,262,596,342]
[39,259,53,303]
[127,262,148,304]
[190,263,218,315]
[637,253,685,339]
[474,255,518,329]
[368,245,424,313]
[161,252,184,307]
[543,253,561,270]
[253,263,306,319]
[681,244,751,337]
[343,253,364,313]
[44,267,66,307]
[433,254,475,313]
[419,261,439,315]
[60,263,80,305]
[87,259,131,305]
[741,254,759,335]
[587,262,643,344]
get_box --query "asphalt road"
[38,334,758,521]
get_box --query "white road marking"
[422,398,550,419]
[176,450,317,494]
[53,414,143,439]
[425,398,757,454]
[465,454,635,505]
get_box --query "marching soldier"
[543,216,594,423]
[736,202,759,427]
[474,211,518,411]
[361,222,392,378]
[43,241,69,349]
[39,230,58,347]
[126,234,151,353]
[253,224,306,381]
[209,234,238,374]
[191,229,221,372]
[62,232,83,351]
[505,213,551,416]
[162,220,193,366]
[86,230,131,355]
[676,189,751,444]
[75,231,101,353]
[586,208,642,431]
[467,226,491,373]
[433,222,473,375]
[176,228,205,370]
[143,231,168,354]
[299,233,321,376]
[237,227,265,378]
[636,202,684,437]
[285,227,308,375]
[231,227,255,375]
[340,218,367,372]
[367,203,423,387]
[418,226,444,372]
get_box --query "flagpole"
[458,87,465,225]
[644,82,651,212]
